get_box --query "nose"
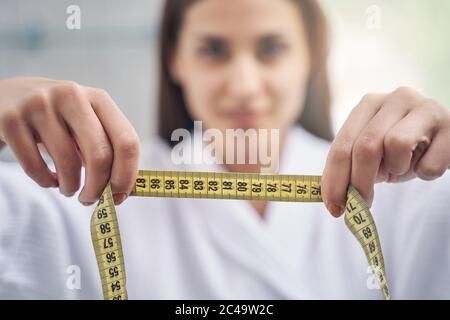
[225,54,263,101]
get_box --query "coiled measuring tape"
[91,170,390,300]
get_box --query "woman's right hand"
[0,77,141,206]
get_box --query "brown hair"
[158,0,333,146]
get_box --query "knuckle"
[53,81,84,102]
[95,88,111,100]
[329,139,353,163]
[393,86,417,100]
[0,110,21,133]
[59,155,82,173]
[323,187,341,203]
[22,160,42,179]
[353,93,384,114]
[29,89,51,114]
[92,88,116,108]
[384,131,411,152]
[353,134,380,161]
[416,161,446,180]
[360,93,378,106]
[116,131,140,159]
[90,144,113,169]
[420,99,444,126]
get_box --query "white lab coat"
[1,125,449,299]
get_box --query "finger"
[383,104,438,177]
[53,82,113,205]
[351,98,411,206]
[415,128,450,180]
[322,93,386,217]
[381,142,427,183]
[1,113,58,188]
[30,110,82,196]
[87,88,141,205]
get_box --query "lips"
[222,110,267,128]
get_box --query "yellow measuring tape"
[90,170,390,300]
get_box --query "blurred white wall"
[1,0,449,162]
[321,0,450,131]
[0,0,164,161]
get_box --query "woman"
[0,0,449,299]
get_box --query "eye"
[198,40,228,60]
[258,38,287,60]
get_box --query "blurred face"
[170,0,311,135]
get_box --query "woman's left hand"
[321,87,450,217]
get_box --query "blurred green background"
[321,0,450,125]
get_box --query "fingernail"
[113,193,128,205]
[326,202,345,217]
[78,192,97,204]
[81,201,95,206]
[60,189,76,197]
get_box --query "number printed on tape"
[90,171,390,300]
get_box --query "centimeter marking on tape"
[90,183,128,300]
[91,170,390,300]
